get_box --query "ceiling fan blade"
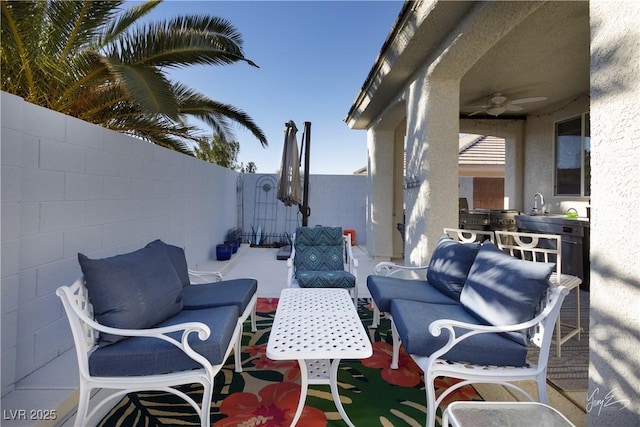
[505,104,524,112]
[463,103,491,109]
[468,108,488,116]
[509,96,547,105]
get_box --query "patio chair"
[287,226,358,305]
[495,230,582,357]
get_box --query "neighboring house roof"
[353,134,505,176]
[458,134,505,177]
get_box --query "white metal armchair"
[57,277,240,427]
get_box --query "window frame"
[553,112,590,197]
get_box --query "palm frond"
[106,18,258,69]
[167,15,244,46]
[1,0,43,98]
[102,59,179,119]
[109,115,195,154]
[100,0,160,47]
[173,83,268,147]
[2,0,265,157]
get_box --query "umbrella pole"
[301,121,311,226]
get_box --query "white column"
[404,77,460,265]
[366,126,395,260]
[503,125,524,211]
[588,2,640,425]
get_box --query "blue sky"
[144,0,403,174]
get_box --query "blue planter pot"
[216,244,232,261]
[225,240,239,254]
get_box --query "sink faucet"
[532,192,544,214]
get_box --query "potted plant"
[216,243,232,261]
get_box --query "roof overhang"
[345,0,590,130]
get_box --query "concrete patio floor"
[2,244,587,426]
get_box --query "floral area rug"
[98,298,481,426]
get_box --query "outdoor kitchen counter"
[515,214,590,228]
[515,214,590,291]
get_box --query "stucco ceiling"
[460,1,590,117]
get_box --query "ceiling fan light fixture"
[486,106,506,116]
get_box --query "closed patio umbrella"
[277,120,302,207]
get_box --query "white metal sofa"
[367,229,571,426]
[370,229,494,332]
[57,240,257,427]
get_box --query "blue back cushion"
[459,242,553,345]
[146,239,191,288]
[427,235,480,300]
[78,244,184,346]
[294,226,344,272]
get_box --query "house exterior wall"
[588,2,640,424]
[0,92,367,396]
[462,95,591,215]
[523,96,591,215]
[346,0,639,424]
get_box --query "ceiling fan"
[465,93,547,116]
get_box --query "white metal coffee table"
[266,288,372,427]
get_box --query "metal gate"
[249,175,300,246]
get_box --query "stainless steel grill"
[459,209,519,232]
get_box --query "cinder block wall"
[0,92,367,395]
[0,92,238,395]
[241,173,367,245]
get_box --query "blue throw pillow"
[427,235,480,301]
[78,244,184,346]
[459,242,554,345]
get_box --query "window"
[554,113,590,196]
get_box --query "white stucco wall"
[588,2,640,425]
[524,96,591,216]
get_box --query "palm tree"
[1,0,267,153]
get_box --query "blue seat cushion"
[390,299,528,367]
[426,235,480,301]
[89,305,239,376]
[182,278,257,313]
[296,270,355,289]
[145,239,191,288]
[367,275,458,313]
[78,244,183,346]
[460,242,553,346]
